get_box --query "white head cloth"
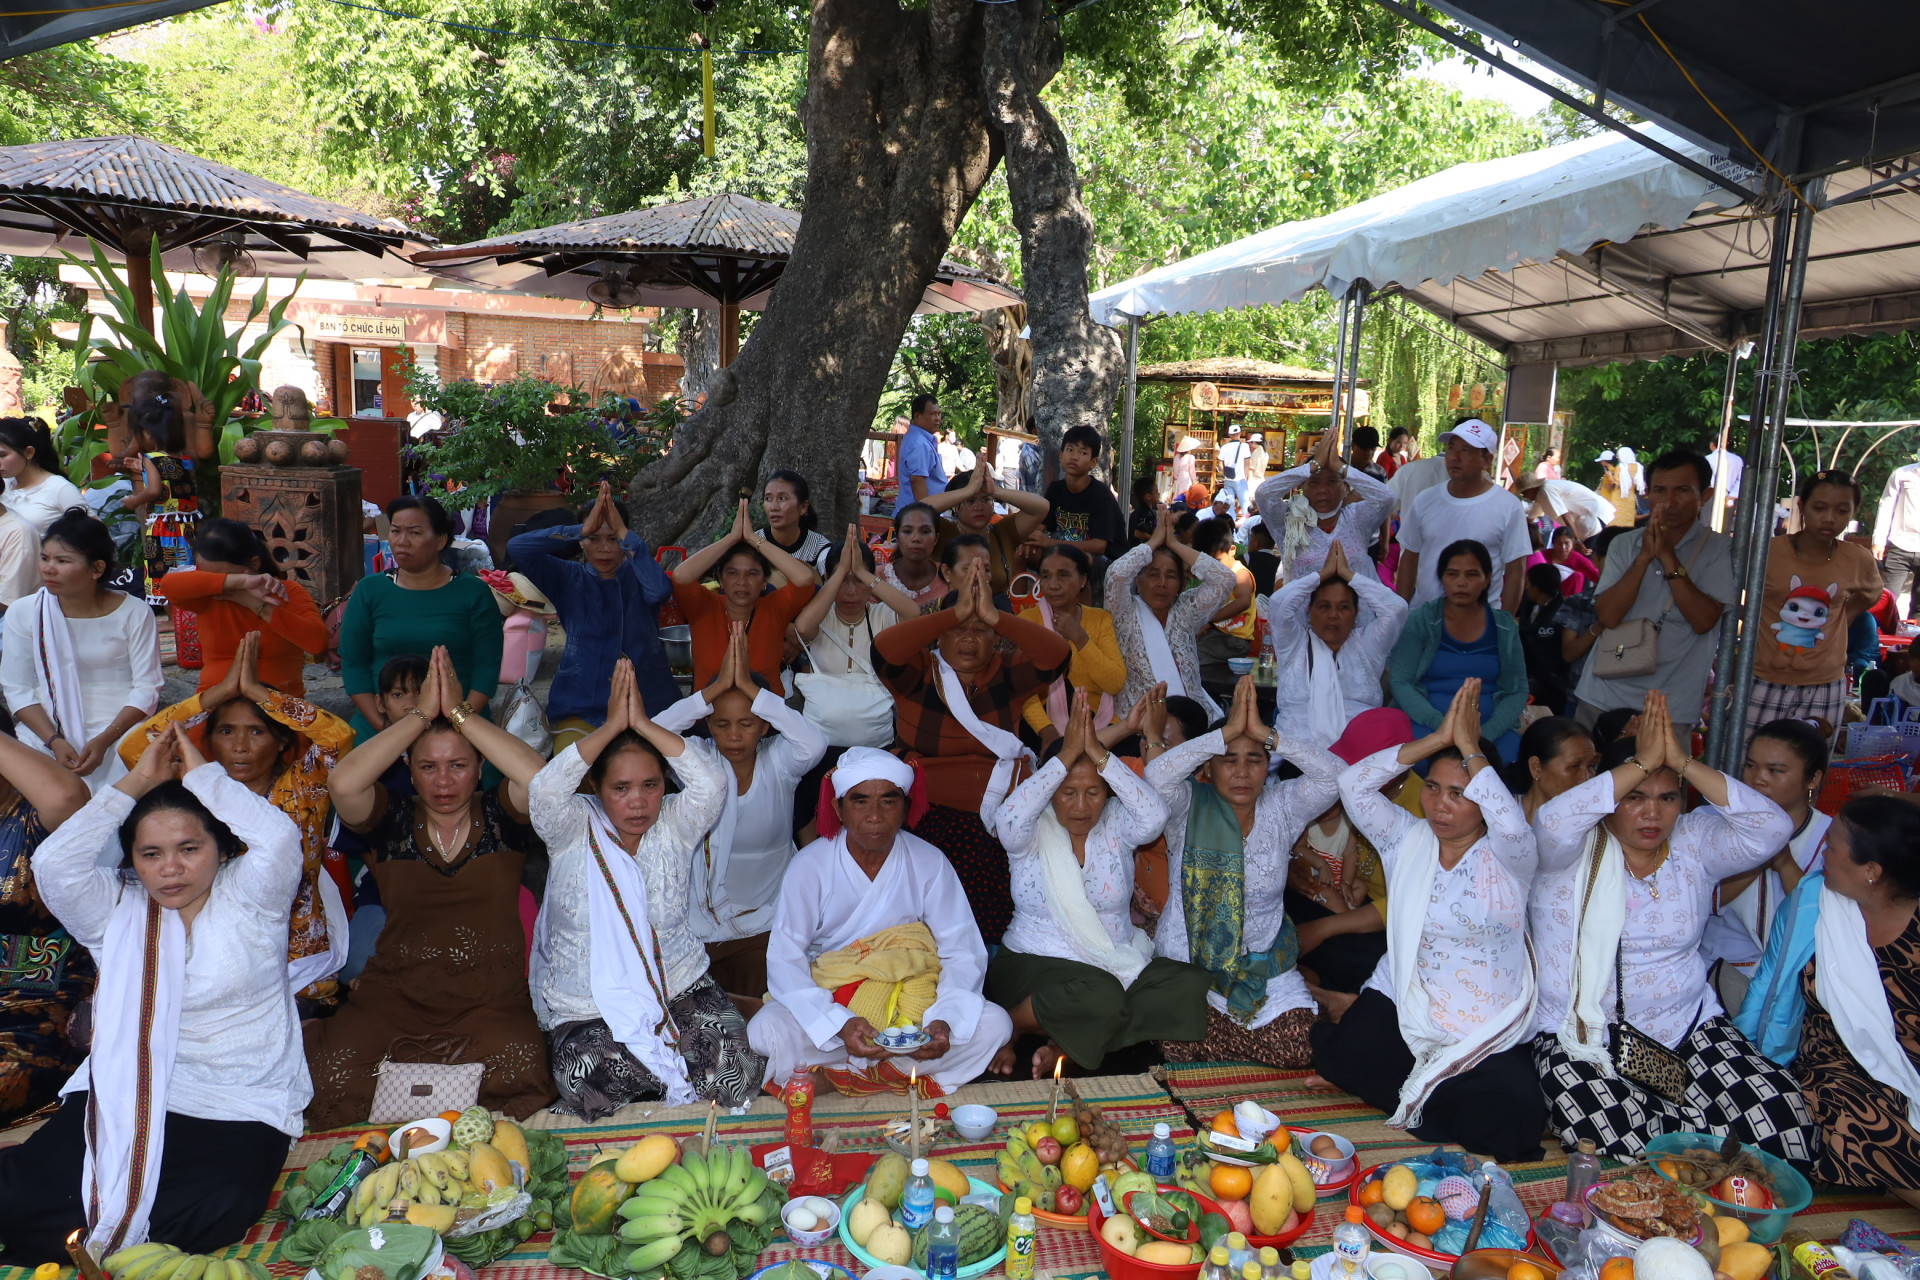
[832,747,916,799]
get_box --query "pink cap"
[1328,708,1416,765]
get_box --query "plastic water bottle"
[1004,1196,1037,1280]
[926,1205,960,1280]
[1333,1205,1372,1280]
[1203,1246,1234,1280]
[1243,1262,1265,1280]
[1260,1246,1282,1280]
[1564,1139,1602,1206]
[1145,1122,1177,1179]
[902,1158,936,1231]
[1291,1262,1310,1280]
[1226,1233,1252,1276]
[1479,1161,1529,1237]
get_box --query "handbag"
[1572,829,1695,1105]
[793,624,896,748]
[368,1033,485,1123]
[1590,536,1707,680]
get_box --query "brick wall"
[441,312,685,401]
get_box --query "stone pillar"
[221,463,365,608]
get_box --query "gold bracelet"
[1092,749,1113,771]
[1629,757,1652,775]
[1144,740,1168,750]
[446,701,472,729]
[406,707,431,728]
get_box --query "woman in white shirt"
[1269,540,1408,747]
[988,690,1201,1076]
[653,626,829,1001]
[0,417,84,536]
[1,509,162,793]
[1147,676,1343,1069]
[1106,508,1236,720]
[1313,681,1547,1163]
[792,526,919,753]
[528,657,757,1116]
[0,727,307,1264]
[1254,429,1397,580]
[1529,690,1816,1161]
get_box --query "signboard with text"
[315,314,406,341]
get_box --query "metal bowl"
[660,625,693,669]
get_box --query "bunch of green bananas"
[102,1244,270,1280]
[615,1144,770,1274]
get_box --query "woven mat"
[1160,1060,1920,1252]
[0,1075,1186,1280]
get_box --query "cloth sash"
[1038,599,1114,732]
[1279,492,1319,579]
[84,892,185,1254]
[1035,808,1152,986]
[810,922,942,1030]
[1382,822,1537,1129]
[31,588,86,748]
[286,869,350,994]
[1724,813,1829,970]
[1304,633,1349,747]
[532,803,695,1105]
[1815,887,1920,1128]
[1132,594,1186,698]
[1181,781,1297,1022]
[1556,824,1629,1074]
[932,652,1034,827]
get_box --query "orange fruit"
[1358,1179,1386,1207]
[1509,1264,1546,1280]
[1210,1163,1254,1201]
[1405,1197,1445,1237]
[1212,1110,1240,1138]
[1600,1259,1636,1280]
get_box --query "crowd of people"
[5,397,1920,1263]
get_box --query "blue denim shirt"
[506,523,679,724]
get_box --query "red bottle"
[783,1068,815,1149]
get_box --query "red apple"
[1034,1136,1064,1166]
[1712,1175,1774,1210]
[1221,1198,1253,1236]
[1055,1185,1084,1215]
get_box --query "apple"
[1034,1136,1064,1166]
[1220,1198,1253,1236]
[1055,1185,1084,1215]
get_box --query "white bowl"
[1232,1102,1282,1144]
[1294,1129,1356,1185]
[387,1116,452,1157]
[950,1104,998,1141]
[782,1196,842,1246]
[1367,1255,1434,1280]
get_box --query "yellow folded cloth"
[811,922,942,1030]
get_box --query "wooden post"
[124,237,155,334]
[718,304,740,368]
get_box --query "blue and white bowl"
[873,1024,931,1053]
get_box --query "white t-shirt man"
[1397,481,1532,608]
[1218,437,1252,482]
[1706,449,1745,498]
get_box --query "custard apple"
[451,1105,494,1148]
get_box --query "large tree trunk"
[628,0,1022,544]
[675,308,720,406]
[979,1,1123,486]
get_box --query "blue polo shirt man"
[894,393,947,513]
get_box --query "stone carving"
[221,463,364,607]
[233,428,349,467]
[268,385,313,432]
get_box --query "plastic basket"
[1817,756,1909,814]
[1842,725,1905,760]
[1642,1131,1811,1244]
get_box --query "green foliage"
[877,315,999,445]
[403,352,658,505]
[0,42,169,146]
[1360,297,1507,450]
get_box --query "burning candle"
[909,1066,920,1160]
[66,1232,106,1280]
[1047,1054,1063,1126]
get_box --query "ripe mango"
[615,1134,679,1185]
[1719,1242,1773,1280]
[1138,1242,1199,1266]
[1250,1163,1293,1236]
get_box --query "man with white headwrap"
[748,748,1015,1092]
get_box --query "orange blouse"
[156,570,330,696]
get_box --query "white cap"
[1228,424,1242,435]
[935,1206,954,1223]
[1438,418,1500,453]
[1153,1123,1170,1139]
[912,1158,930,1175]
[1249,433,1264,442]
[1597,449,1616,462]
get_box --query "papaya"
[571,1165,632,1235]
[468,1141,515,1194]
[490,1120,531,1173]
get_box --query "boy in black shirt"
[1035,424,1126,561]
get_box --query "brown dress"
[1795,911,1920,1190]
[303,785,555,1129]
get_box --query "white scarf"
[1039,599,1114,732]
[31,588,86,747]
[1556,824,1629,1073]
[84,889,186,1253]
[1303,633,1349,748]
[1815,888,1920,1128]
[531,802,695,1105]
[1033,808,1152,986]
[1131,594,1186,698]
[932,652,1034,827]
[1383,823,1537,1128]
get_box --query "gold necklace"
[1791,533,1836,564]
[1626,841,1671,899]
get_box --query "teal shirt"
[1385,599,1529,742]
[339,572,504,740]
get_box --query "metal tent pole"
[1708,342,1752,534]
[1719,183,1824,764]
[1340,284,1369,465]
[1117,315,1140,509]
[1326,287,1353,461]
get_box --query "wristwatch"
[1665,564,1689,580]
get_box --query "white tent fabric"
[1088,125,1740,327]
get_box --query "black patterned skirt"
[546,975,766,1120]
[913,805,1012,945]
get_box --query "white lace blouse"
[528,741,729,1027]
[1341,750,1536,1038]
[1529,771,1789,1047]
[1254,463,1397,578]
[1105,543,1237,719]
[994,754,1169,963]
[1145,728,1343,1027]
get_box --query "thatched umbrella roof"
[1135,357,1346,386]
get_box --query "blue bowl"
[1643,1131,1812,1243]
